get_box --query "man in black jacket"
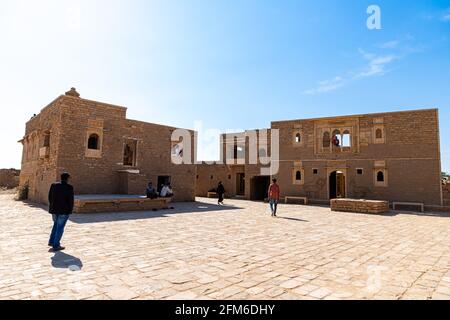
[217,181,225,205]
[48,172,74,252]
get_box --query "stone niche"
[85,119,104,159]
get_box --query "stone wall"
[331,198,389,214]
[197,110,442,206]
[19,97,62,203]
[443,181,450,207]
[195,163,244,198]
[271,109,442,206]
[0,169,20,188]
[74,197,171,213]
[195,130,272,200]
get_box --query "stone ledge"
[331,198,389,214]
[74,195,172,213]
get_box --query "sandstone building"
[19,88,196,204]
[19,89,443,210]
[196,109,443,208]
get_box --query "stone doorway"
[236,173,245,196]
[157,176,171,194]
[329,171,346,199]
[251,176,270,201]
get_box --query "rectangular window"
[123,139,138,166]
[313,169,318,175]
[357,169,363,175]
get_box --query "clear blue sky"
[1,0,449,171]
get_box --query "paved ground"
[1,193,450,300]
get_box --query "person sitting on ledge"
[160,183,174,198]
[146,182,158,199]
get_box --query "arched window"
[377,171,385,182]
[342,130,351,147]
[296,171,302,181]
[295,133,301,143]
[332,130,341,147]
[376,129,383,139]
[323,132,330,148]
[88,134,99,150]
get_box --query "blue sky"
[0,0,449,171]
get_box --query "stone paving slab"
[0,194,449,300]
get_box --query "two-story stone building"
[19,88,196,204]
[196,109,443,208]
[19,88,443,209]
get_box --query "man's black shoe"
[50,246,65,252]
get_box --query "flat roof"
[271,108,438,125]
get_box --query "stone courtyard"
[1,193,450,300]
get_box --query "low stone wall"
[74,197,172,213]
[117,171,148,195]
[331,198,389,214]
[0,169,20,188]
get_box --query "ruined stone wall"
[443,182,450,206]
[0,169,20,188]
[19,97,63,203]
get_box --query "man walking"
[217,181,225,205]
[268,178,280,217]
[48,172,74,252]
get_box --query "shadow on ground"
[21,200,48,211]
[69,201,244,224]
[51,252,83,270]
[390,211,450,218]
[277,216,309,223]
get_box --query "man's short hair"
[61,172,71,181]
[272,178,277,183]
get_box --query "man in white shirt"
[160,184,174,198]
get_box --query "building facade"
[19,88,196,204]
[196,109,443,207]
[19,89,443,208]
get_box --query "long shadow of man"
[51,252,83,271]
